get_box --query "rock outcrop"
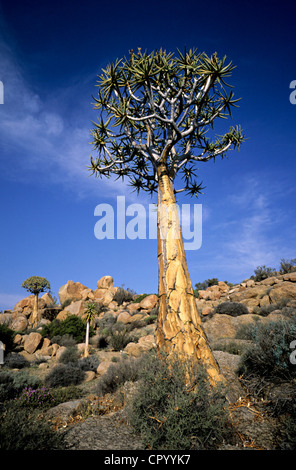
[1,271,295,388]
[58,280,91,306]
[1,271,296,450]
[1,277,158,368]
[195,272,296,316]
[2,271,295,337]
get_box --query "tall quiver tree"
[22,276,51,328]
[89,48,245,386]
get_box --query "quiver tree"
[22,276,51,328]
[89,48,245,386]
[82,302,99,357]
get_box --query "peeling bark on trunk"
[156,163,224,387]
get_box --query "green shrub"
[107,322,136,351]
[279,258,296,274]
[237,316,296,381]
[195,278,219,291]
[193,288,199,298]
[58,345,80,364]
[194,278,219,297]
[0,324,15,353]
[97,356,143,396]
[0,404,66,450]
[0,370,41,402]
[45,363,85,388]
[99,321,137,351]
[97,315,150,351]
[108,328,134,351]
[4,352,30,369]
[113,288,134,305]
[252,265,276,282]
[11,370,41,393]
[144,314,157,325]
[212,339,248,356]
[50,333,77,347]
[215,301,249,317]
[235,321,260,340]
[79,355,100,372]
[41,315,94,343]
[258,298,291,317]
[97,313,117,331]
[129,352,230,450]
[51,385,84,404]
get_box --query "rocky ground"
[1,273,296,450]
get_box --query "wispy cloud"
[191,172,296,282]
[0,36,137,202]
[212,173,295,277]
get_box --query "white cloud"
[42,112,64,136]
[190,172,296,283]
[213,173,291,275]
[0,40,137,201]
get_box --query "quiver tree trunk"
[156,163,224,387]
[84,322,90,357]
[31,294,39,328]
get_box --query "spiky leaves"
[82,302,99,357]
[89,48,245,194]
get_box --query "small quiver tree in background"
[88,48,245,387]
[82,302,99,357]
[22,276,51,328]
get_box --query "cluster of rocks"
[1,272,296,450]
[1,272,296,382]
[195,273,296,342]
[0,272,296,356]
[0,276,158,379]
[197,272,296,310]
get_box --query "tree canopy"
[88,47,245,386]
[22,276,51,295]
[89,47,245,196]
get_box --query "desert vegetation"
[1,267,296,450]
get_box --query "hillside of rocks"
[1,276,159,363]
[1,272,296,450]
[197,272,296,342]
[2,272,296,361]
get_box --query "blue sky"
[0,0,295,310]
